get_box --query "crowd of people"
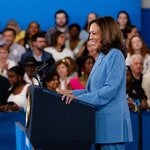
[0,9,150,113]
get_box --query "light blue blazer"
[73,48,133,143]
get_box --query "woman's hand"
[57,89,76,104]
[128,98,137,112]
[62,93,76,104]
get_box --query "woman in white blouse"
[44,30,74,61]
[0,66,29,112]
[126,34,150,74]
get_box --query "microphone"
[33,57,55,76]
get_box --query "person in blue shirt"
[60,16,133,150]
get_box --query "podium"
[26,86,95,150]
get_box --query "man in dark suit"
[21,32,53,63]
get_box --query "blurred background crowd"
[0,9,150,112]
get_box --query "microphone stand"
[34,71,44,87]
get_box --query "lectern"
[26,85,95,150]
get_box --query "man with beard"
[21,32,52,63]
[46,9,69,46]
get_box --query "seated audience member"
[65,23,85,58]
[86,40,99,60]
[2,28,26,63]
[0,66,29,112]
[6,19,25,45]
[46,9,69,46]
[63,56,78,78]
[117,10,131,41]
[56,59,70,90]
[23,21,40,50]
[125,24,139,51]
[43,67,60,92]
[76,40,99,61]
[0,75,10,105]
[126,34,150,74]
[142,72,150,109]
[79,12,97,42]
[21,32,52,63]
[69,55,95,90]
[19,56,42,85]
[44,30,74,61]
[0,46,17,77]
[127,54,148,111]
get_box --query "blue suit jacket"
[73,48,133,143]
[21,50,52,63]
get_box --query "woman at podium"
[60,16,133,150]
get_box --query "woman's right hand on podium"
[57,89,77,104]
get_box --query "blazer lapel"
[89,53,105,78]
[86,53,105,89]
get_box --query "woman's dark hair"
[31,32,45,42]
[7,66,26,99]
[90,16,126,58]
[8,66,25,78]
[55,9,69,24]
[50,30,65,50]
[24,21,40,47]
[125,24,137,34]
[76,55,95,77]
[69,23,81,32]
[2,28,16,37]
[43,67,59,88]
[117,10,131,26]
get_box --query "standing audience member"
[0,46,17,77]
[126,35,150,74]
[21,32,52,63]
[63,57,78,78]
[117,10,131,40]
[56,59,70,90]
[23,21,40,50]
[65,23,85,58]
[124,24,139,51]
[6,20,25,45]
[86,40,99,60]
[0,66,29,112]
[19,56,41,85]
[127,54,148,110]
[60,16,133,150]
[79,12,97,42]
[45,30,74,61]
[76,40,99,61]
[46,10,69,46]
[2,28,26,63]
[69,55,95,90]
[43,68,60,92]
